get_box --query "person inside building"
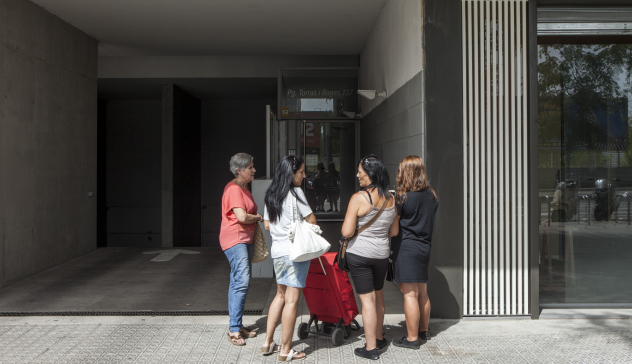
[262,155,316,361]
[341,155,399,360]
[220,152,262,346]
[313,162,328,211]
[326,162,340,212]
[391,155,438,349]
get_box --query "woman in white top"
[262,155,316,362]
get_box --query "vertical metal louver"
[462,0,530,316]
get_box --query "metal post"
[266,105,271,179]
[540,196,550,227]
[626,192,630,227]
[587,196,591,226]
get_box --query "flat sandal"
[240,327,257,338]
[227,333,246,346]
[278,349,306,362]
[261,341,280,356]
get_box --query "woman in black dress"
[390,155,438,350]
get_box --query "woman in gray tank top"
[341,155,399,361]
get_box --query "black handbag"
[385,259,395,282]
[335,195,390,271]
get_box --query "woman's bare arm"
[305,213,317,225]
[388,214,400,237]
[232,208,262,224]
[341,194,362,238]
[264,220,270,231]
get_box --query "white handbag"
[287,193,331,262]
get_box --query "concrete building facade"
[0,0,98,288]
[1,0,632,320]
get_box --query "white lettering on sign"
[143,249,201,262]
[284,89,354,98]
[299,89,319,97]
[305,123,314,137]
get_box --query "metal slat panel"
[462,0,469,317]
[521,0,530,315]
[491,0,499,316]
[516,0,524,315]
[509,0,517,316]
[485,0,493,316]
[473,0,481,315]
[503,0,511,316]
[462,0,529,317]
[498,0,506,316]
[467,1,475,316]
[479,1,489,315]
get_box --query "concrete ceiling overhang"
[30,0,387,56]
[97,78,278,100]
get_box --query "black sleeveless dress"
[391,189,438,283]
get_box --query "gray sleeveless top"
[346,192,396,259]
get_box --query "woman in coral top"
[220,153,263,346]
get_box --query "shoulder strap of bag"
[347,194,390,241]
[291,189,304,223]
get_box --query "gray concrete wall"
[358,0,424,177]
[360,73,424,179]
[424,0,464,319]
[106,100,162,247]
[359,0,465,319]
[201,99,274,249]
[359,0,423,116]
[0,0,98,288]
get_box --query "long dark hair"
[264,155,306,223]
[359,154,390,199]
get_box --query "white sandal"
[278,349,306,362]
[261,341,280,356]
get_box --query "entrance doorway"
[287,120,359,221]
[276,68,360,221]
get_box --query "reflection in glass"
[299,122,356,218]
[538,44,632,304]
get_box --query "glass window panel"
[297,121,356,219]
[281,68,359,119]
[538,44,632,304]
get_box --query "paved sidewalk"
[0,315,631,363]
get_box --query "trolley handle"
[318,257,327,275]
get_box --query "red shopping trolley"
[298,252,361,346]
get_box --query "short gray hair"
[230,153,254,176]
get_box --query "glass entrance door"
[289,120,358,220]
[537,43,632,305]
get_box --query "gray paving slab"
[0,316,630,363]
[0,248,273,313]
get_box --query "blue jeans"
[224,243,253,333]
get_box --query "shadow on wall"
[428,266,460,319]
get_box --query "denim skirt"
[273,256,310,288]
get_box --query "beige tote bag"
[252,222,269,263]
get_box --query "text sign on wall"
[286,89,355,98]
[280,68,359,119]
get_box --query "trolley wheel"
[331,328,345,346]
[298,323,309,340]
[344,325,352,339]
[350,319,361,331]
